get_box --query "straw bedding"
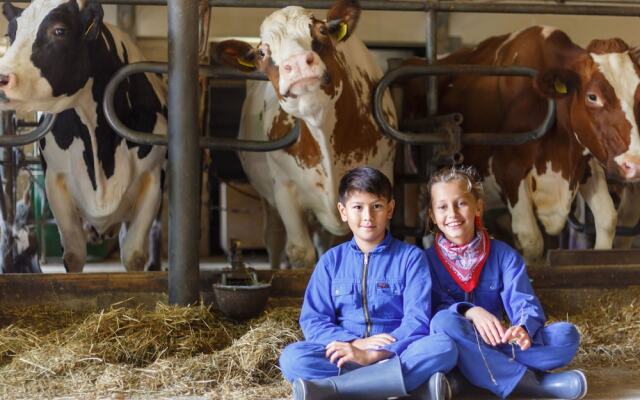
[1,289,638,398]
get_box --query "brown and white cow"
[403,26,640,263]
[215,0,397,268]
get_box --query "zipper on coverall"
[361,253,372,337]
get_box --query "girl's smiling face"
[430,179,483,245]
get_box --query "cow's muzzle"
[0,73,17,90]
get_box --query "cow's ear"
[326,0,361,42]
[80,1,103,41]
[534,68,580,99]
[213,40,257,72]
[2,2,23,21]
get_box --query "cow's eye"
[53,27,66,37]
[257,49,265,59]
[587,93,598,103]
[319,25,328,35]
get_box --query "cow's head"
[214,0,361,118]
[535,37,640,181]
[0,0,103,113]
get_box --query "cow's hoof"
[63,253,84,273]
[125,251,147,272]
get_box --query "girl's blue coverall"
[426,239,580,398]
[279,233,458,391]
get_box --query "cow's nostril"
[0,75,9,86]
[305,53,314,65]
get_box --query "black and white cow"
[0,0,166,272]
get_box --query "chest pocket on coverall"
[332,281,355,312]
[373,281,404,317]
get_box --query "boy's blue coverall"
[426,239,580,398]
[279,232,457,391]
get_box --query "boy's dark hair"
[338,166,393,204]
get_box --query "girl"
[425,165,587,399]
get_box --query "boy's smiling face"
[337,190,395,253]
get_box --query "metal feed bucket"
[211,282,271,320]
[211,239,271,320]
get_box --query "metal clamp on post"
[103,61,301,151]
[0,112,56,147]
[373,64,556,146]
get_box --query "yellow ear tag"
[554,79,568,94]
[336,22,348,42]
[236,57,255,69]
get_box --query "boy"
[279,167,458,400]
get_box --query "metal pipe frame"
[374,64,556,146]
[167,0,200,306]
[0,114,56,147]
[10,0,640,16]
[103,62,301,151]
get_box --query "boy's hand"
[325,341,392,367]
[501,325,531,351]
[464,306,506,346]
[352,334,396,350]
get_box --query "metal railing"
[102,62,300,151]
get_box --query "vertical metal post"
[168,0,201,305]
[425,2,438,117]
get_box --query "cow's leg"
[45,174,86,272]
[262,199,286,269]
[580,161,616,249]
[146,217,163,271]
[121,172,162,272]
[613,183,640,248]
[509,180,544,264]
[274,183,315,269]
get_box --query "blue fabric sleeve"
[299,256,360,346]
[384,249,431,354]
[499,249,546,338]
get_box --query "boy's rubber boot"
[408,372,452,400]
[513,369,588,400]
[292,356,408,400]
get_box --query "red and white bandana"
[434,229,491,293]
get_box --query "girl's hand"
[325,341,392,367]
[352,334,396,350]
[464,306,506,346]
[502,325,532,351]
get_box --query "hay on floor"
[0,299,301,399]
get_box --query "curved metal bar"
[103,61,300,151]
[0,113,56,147]
[374,64,556,146]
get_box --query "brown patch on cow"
[328,51,384,164]
[268,108,322,168]
[586,38,629,54]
